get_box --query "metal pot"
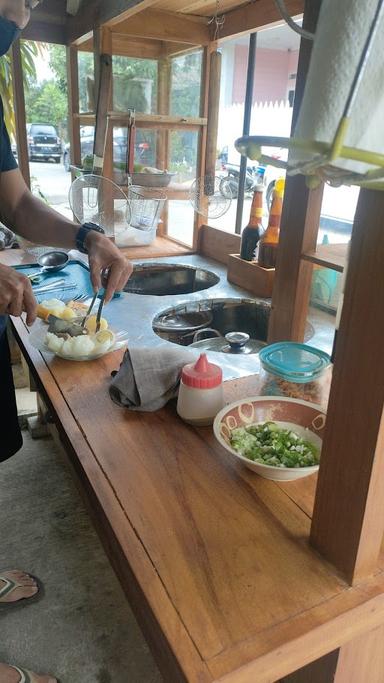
[190,330,266,355]
[153,309,213,334]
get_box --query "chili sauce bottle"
[258,178,285,268]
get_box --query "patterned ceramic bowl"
[213,396,326,481]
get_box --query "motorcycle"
[219,162,266,199]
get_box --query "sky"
[34,48,54,82]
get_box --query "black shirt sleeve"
[0,96,18,173]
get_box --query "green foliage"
[77,51,94,112]
[26,80,68,138]
[48,44,67,93]
[170,51,202,118]
[113,56,157,113]
[0,40,44,138]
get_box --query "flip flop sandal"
[0,572,44,611]
[10,665,59,683]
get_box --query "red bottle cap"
[181,353,222,389]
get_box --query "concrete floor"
[0,428,163,683]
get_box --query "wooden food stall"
[5,0,384,681]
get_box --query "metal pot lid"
[153,310,213,333]
[191,331,266,355]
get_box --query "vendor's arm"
[0,167,132,301]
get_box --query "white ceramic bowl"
[213,396,326,481]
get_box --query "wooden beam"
[11,39,30,188]
[75,113,207,130]
[112,35,163,59]
[67,0,164,44]
[204,50,221,179]
[21,21,66,44]
[268,0,322,343]
[112,9,210,44]
[193,44,210,250]
[66,4,98,45]
[310,189,384,584]
[163,42,200,58]
[66,0,82,15]
[102,0,165,27]
[67,46,82,174]
[218,0,304,40]
[156,55,171,235]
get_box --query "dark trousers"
[0,319,23,462]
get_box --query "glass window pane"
[319,185,359,245]
[214,24,301,232]
[111,127,157,185]
[170,50,203,118]
[167,130,199,247]
[112,56,158,114]
[78,51,94,113]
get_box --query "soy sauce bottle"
[240,185,264,261]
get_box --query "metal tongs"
[48,269,109,337]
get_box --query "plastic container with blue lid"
[259,342,331,406]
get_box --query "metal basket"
[128,185,166,231]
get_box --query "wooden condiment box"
[227,254,275,298]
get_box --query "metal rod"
[273,0,315,40]
[235,32,257,235]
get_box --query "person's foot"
[0,570,38,604]
[0,662,57,682]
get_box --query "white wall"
[218,101,293,164]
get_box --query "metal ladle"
[28,251,69,283]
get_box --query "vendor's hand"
[0,263,37,325]
[0,0,31,29]
[85,232,133,303]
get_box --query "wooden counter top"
[3,248,384,682]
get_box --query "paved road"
[30,160,71,206]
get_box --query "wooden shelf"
[119,236,192,259]
[302,243,348,272]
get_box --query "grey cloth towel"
[109,345,195,412]
[0,224,18,250]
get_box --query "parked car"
[26,123,62,163]
[63,126,155,172]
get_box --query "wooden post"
[192,44,214,251]
[67,46,81,174]
[333,624,384,682]
[100,27,114,182]
[156,53,171,236]
[204,48,221,188]
[267,0,323,343]
[310,189,384,583]
[11,39,30,187]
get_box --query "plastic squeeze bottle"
[177,353,224,426]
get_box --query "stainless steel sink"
[153,298,270,350]
[123,263,220,296]
[152,298,314,352]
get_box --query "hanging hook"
[208,0,225,41]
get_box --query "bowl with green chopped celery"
[213,396,325,481]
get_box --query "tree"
[48,44,67,94]
[26,80,68,139]
[0,40,44,138]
